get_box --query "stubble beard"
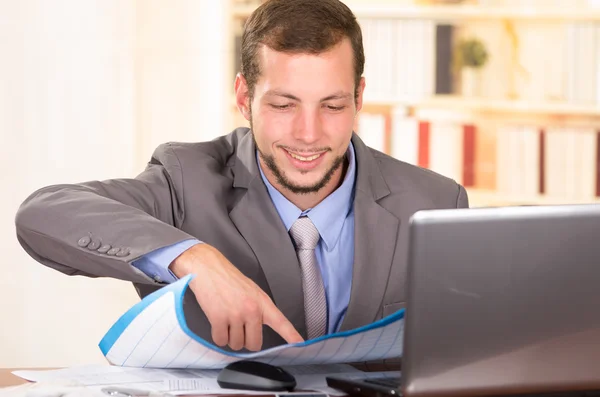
[250,117,346,195]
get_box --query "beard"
[250,119,346,194]
[258,142,346,195]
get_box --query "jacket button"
[98,244,111,254]
[116,248,130,257]
[77,236,91,247]
[87,238,101,250]
[107,247,120,256]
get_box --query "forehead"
[255,38,355,95]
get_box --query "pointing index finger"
[262,301,304,344]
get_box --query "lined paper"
[99,275,404,369]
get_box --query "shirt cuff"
[131,239,201,283]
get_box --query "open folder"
[99,275,404,369]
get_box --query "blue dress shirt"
[132,143,357,334]
[132,238,200,283]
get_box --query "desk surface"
[0,368,29,387]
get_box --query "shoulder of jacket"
[151,128,250,167]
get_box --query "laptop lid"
[402,204,600,397]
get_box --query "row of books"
[358,17,600,105]
[497,125,598,200]
[357,107,600,201]
[360,19,435,102]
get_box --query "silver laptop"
[327,204,600,397]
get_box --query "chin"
[283,167,324,182]
[288,168,324,180]
[292,177,323,187]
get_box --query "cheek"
[322,112,355,142]
[255,109,295,144]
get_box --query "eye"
[324,105,346,112]
[270,103,292,110]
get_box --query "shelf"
[466,188,600,207]
[363,95,600,118]
[232,4,600,21]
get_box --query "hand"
[169,243,304,351]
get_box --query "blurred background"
[0,0,599,367]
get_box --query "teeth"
[289,152,321,162]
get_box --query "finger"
[211,317,229,347]
[244,316,263,352]
[262,301,304,344]
[228,323,245,351]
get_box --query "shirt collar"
[257,142,357,251]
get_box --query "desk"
[0,368,29,387]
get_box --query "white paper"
[13,365,219,386]
[98,274,404,369]
[12,364,400,396]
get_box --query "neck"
[263,158,349,211]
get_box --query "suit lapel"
[339,135,401,331]
[228,131,307,339]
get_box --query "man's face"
[240,38,364,195]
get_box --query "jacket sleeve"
[456,184,470,209]
[15,143,196,285]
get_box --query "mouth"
[288,152,322,161]
[282,148,327,171]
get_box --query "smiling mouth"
[282,146,328,161]
[287,151,323,162]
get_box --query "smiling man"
[15,0,469,354]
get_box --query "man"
[15,0,469,355]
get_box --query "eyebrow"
[264,90,352,102]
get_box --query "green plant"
[456,37,489,69]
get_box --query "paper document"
[98,275,404,369]
[13,364,401,396]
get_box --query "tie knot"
[289,216,320,250]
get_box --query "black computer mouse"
[217,360,297,391]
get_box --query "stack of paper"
[13,364,401,396]
[99,275,405,369]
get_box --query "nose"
[292,107,323,145]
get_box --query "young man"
[15,0,469,354]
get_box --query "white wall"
[135,0,231,162]
[0,0,230,367]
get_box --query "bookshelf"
[228,0,600,207]
[366,96,600,118]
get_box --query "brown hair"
[240,0,365,100]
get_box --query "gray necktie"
[289,216,328,339]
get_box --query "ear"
[234,73,251,121]
[355,76,366,114]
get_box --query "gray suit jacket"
[16,127,468,352]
